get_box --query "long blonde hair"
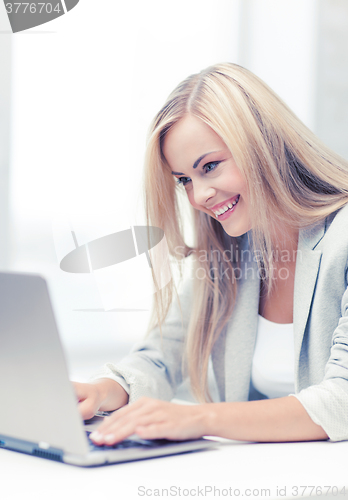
[143,63,348,402]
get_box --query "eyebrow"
[171,152,216,176]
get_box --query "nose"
[192,179,216,206]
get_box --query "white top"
[251,314,295,399]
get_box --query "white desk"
[1,438,348,500]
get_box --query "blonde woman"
[74,63,348,444]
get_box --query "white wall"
[239,0,318,129]
[315,0,348,159]
[8,0,240,378]
[6,0,348,379]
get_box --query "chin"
[220,222,251,238]
[222,229,247,237]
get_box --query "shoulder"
[298,203,348,257]
[317,203,348,280]
[326,202,348,230]
[321,203,348,251]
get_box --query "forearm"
[92,378,129,411]
[203,396,329,442]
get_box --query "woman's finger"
[72,381,101,419]
[91,407,164,444]
[72,381,88,401]
[95,397,158,434]
[78,398,98,420]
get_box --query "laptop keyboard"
[86,431,171,451]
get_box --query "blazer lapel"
[212,221,325,401]
[215,217,328,402]
[293,219,326,390]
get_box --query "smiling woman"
[73,63,348,445]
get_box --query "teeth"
[214,196,239,217]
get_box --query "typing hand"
[73,379,129,420]
[73,381,104,420]
[89,397,209,445]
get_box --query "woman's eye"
[175,161,220,187]
[176,177,191,186]
[204,161,220,172]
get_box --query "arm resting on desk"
[205,395,328,442]
[89,394,328,445]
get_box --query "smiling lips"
[210,195,240,219]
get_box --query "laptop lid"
[0,271,219,466]
[0,272,89,457]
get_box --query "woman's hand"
[89,397,211,445]
[73,379,129,420]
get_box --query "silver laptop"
[0,271,217,466]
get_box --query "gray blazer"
[95,203,348,441]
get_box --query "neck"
[270,223,299,253]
